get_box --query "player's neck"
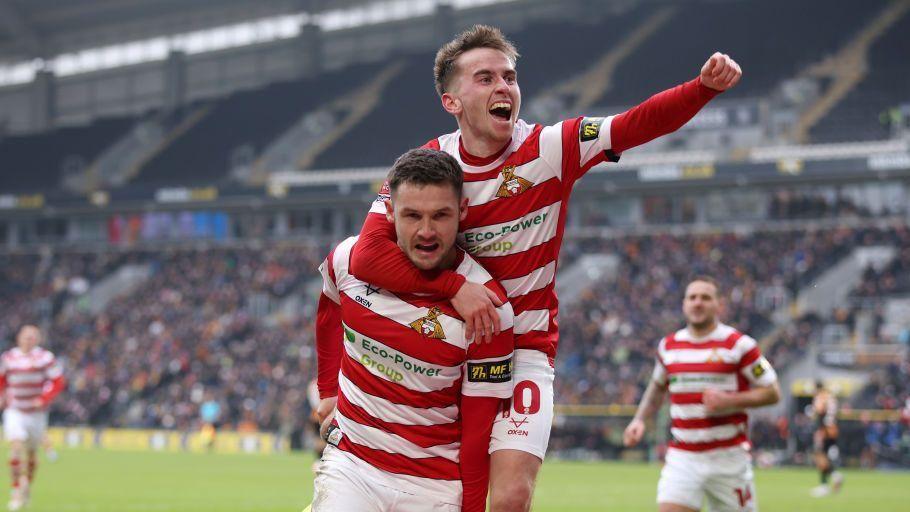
[458,131,510,165]
[687,320,718,338]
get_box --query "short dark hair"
[387,148,463,198]
[687,275,721,297]
[434,24,519,96]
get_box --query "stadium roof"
[0,0,375,62]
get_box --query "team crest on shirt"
[495,165,533,198]
[706,349,723,363]
[409,306,446,339]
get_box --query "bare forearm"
[729,383,780,409]
[633,380,667,422]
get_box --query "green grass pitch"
[5,448,909,511]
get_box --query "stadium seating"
[810,8,910,142]
[592,0,889,106]
[0,117,133,192]
[130,63,384,186]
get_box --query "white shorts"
[657,447,758,512]
[490,349,555,460]
[2,409,48,449]
[312,445,460,512]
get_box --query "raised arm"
[611,52,740,154]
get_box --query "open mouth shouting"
[489,101,512,123]
[414,241,441,257]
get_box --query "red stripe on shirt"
[510,285,554,315]
[472,238,560,280]
[337,391,459,448]
[462,179,562,227]
[671,413,747,429]
[665,362,739,374]
[739,346,761,367]
[670,393,703,405]
[338,437,460,480]
[670,433,749,452]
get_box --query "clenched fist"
[700,52,742,92]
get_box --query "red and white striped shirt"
[0,347,64,413]
[652,323,777,452]
[367,116,618,360]
[349,78,721,363]
[319,236,514,504]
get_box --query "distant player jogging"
[624,277,780,512]
[1,325,65,511]
[809,380,843,497]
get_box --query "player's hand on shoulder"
[700,52,742,91]
[452,282,503,344]
[623,418,646,447]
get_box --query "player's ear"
[441,92,461,115]
[458,196,468,222]
[384,199,394,224]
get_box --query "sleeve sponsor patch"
[752,357,770,378]
[580,117,604,142]
[373,181,391,204]
[467,358,512,383]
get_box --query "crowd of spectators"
[554,225,910,407]
[1,243,326,438]
[1,222,908,466]
[854,245,910,298]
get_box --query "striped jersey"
[319,236,514,504]
[0,347,63,413]
[369,116,618,360]
[651,323,777,452]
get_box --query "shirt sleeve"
[545,77,721,185]
[651,356,668,387]
[462,283,514,399]
[737,336,778,387]
[316,249,343,399]
[44,354,63,380]
[539,116,619,187]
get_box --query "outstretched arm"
[611,52,740,154]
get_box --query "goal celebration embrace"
[1,1,908,511]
